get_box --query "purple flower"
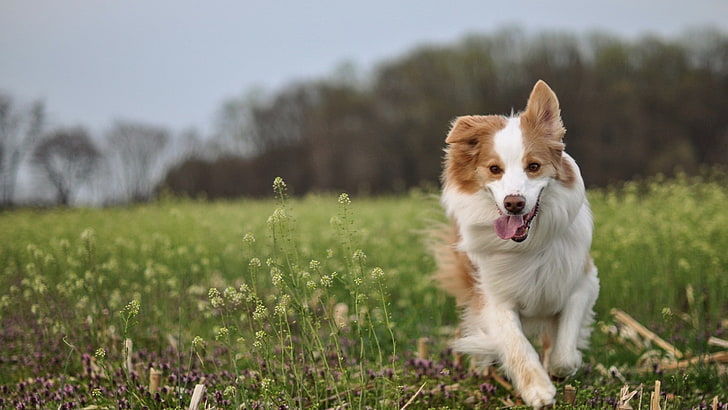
[479,382,496,395]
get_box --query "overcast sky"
[1,0,727,135]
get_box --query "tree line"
[3,27,728,206]
[0,95,202,207]
[167,27,728,197]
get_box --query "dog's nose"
[504,195,526,214]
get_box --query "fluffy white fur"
[437,80,599,408]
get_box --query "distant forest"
[166,27,728,197]
[4,28,728,206]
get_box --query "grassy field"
[1,174,727,409]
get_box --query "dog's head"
[443,80,573,242]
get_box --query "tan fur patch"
[584,254,595,275]
[432,221,480,308]
[557,156,577,187]
[541,331,552,365]
[520,80,567,183]
[443,115,508,194]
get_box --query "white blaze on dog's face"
[444,80,571,242]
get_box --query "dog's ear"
[445,116,479,145]
[446,115,505,145]
[521,80,565,142]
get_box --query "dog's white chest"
[515,276,567,318]
[474,239,585,318]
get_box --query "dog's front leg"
[492,306,556,408]
[457,303,556,408]
[547,268,599,378]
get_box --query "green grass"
[1,173,727,408]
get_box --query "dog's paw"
[520,376,556,409]
[547,349,582,378]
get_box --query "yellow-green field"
[1,174,726,408]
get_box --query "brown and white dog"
[435,80,599,408]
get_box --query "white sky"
[1,0,727,135]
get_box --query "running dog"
[435,80,599,408]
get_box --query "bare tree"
[214,88,265,156]
[106,120,169,203]
[33,127,100,206]
[214,86,308,157]
[0,94,45,208]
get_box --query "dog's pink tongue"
[494,215,524,240]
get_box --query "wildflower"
[215,327,230,341]
[306,280,317,290]
[223,385,237,397]
[30,277,47,295]
[274,294,290,317]
[208,288,224,309]
[91,388,102,399]
[320,275,333,288]
[121,299,140,317]
[192,336,206,350]
[309,259,321,271]
[243,232,256,245]
[94,347,106,360]
[371,267,385,279]
[268,207,286,224]
[249,257,262,269]
[253,330,266,349]
[80,228,95,243]
[224,287,243,308]
[338,193,351,205]
[239,283,255,302]
[273,176,287,192]
[271,267,283,288]
[253,302,268,321]
[352,249,367,264]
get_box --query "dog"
[435,80,599,408]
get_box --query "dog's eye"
[527,163,541,173]
[489,165,502,175]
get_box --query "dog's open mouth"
[493,194,541,242]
